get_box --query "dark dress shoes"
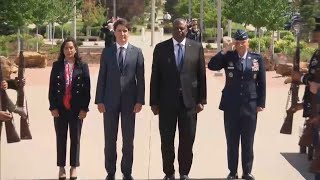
[70,177,77,180]
[58,177,66,180]
[163,174,175,180]
[123,175,134,180]
[227,172,238,180]
[180,175,189,180]
[106,174,115,180]
[242,173,255,180]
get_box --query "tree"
[30,0,51,51]
[223,0,252,25]
[0,0,35,52]
[55,0,77,40]
[298,0,316,34]
[82,1,106,36]
[164,0,179,21]
[104,0,144,21]
[223,0,290,52]
[175,0,217,28]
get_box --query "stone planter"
[311,31,320,43]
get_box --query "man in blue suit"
[208,30,266,180]
[95,18,145,180]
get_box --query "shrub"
[163,23,173,34]
[301,47,317,62]
[206,43,213,49]
[203,28,215,42]
[247,31,255,39]
[249,38,266,52]
[279,30,293,38]
[282,34,295,42]
[261,36,272,49]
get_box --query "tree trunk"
[62,25,64,40]
[36,26,39,52]
[271,30,275,65]
[258,28,261,53]
[86,26,90,41]
[17,28,21,53]
[52,23,55,49]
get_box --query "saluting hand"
[51,109,59,117]
[97,103,106,113]
[256,107,264,112]
[133,103,142,113]
[222,37,234,54]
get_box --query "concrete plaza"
[0,32,314,180]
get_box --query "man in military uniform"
[208,29,266,180]
[291,49,320,180]
[186,18,202,43]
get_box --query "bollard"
[141,27,146,42]
[159,27,164,42]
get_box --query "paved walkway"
[0,32,314,180]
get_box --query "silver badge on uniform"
[253,74,257,79]
[311,69,316,74]
[311,58,318,66]
[252,59,259,71]
[228,72,233,78]
[227,61,235,69]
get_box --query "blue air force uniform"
[208,30,266,178]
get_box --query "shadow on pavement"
[9,178,241,180]
[281,152,314,180]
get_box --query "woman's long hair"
[57,37,82,63]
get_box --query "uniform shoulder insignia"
[250,51,261,56]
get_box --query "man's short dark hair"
[113,18,131,31]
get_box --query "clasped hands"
[0,78,26,90]
[151,104,204,115]
[51,109,87,119]
[97,103,143,113]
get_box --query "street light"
[113,0,116,18]
[189,0,192,19]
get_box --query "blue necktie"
[118,47,124,74]
[177,44,184,71]
[240,57,245,72]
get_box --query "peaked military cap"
[234,29,248,40]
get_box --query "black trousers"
[159,97,197,176]
[54,109,83,167]
[224,102,257,175]
[103,104,136,176]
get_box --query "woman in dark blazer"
[48,38,91,180]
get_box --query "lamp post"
[292,20,301,72]
[217,0,222,52]
[200,0,204,36]
[214,0,223,77]
[71,0,77,40]
[151,0,155,47]
[113,0,116,18]
[189,0,192,19]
